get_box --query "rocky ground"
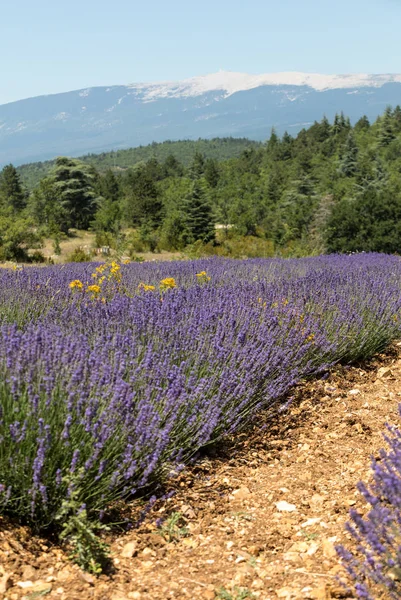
[1,346,401,600]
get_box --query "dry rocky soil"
[2,346,401,600]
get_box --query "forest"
[1,106,401,262]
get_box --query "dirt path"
[1,347,401,600]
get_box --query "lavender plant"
[0,253,400,548]
[336,406,401,599]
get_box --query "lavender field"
[1,253,401,537]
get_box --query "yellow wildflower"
[87,284,101,295]
[69,280,84,290]
[195,271,211,282]
[138,283,156,292]
[123,259,130,264]
[160,277,177,290]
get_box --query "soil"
[2,345,401,600]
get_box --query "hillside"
[17,137,261,189]
[2,70,401,166]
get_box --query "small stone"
[121,541,138,558]
[57,567,72,582]
[310,585,328,599]
[226,541,234,551]
[30,582,53,594]
[348,389,361,395]
[322,538,337,558]
[21,566,37,581]
[288,541,309,553]
[231,486,252,500]
[128,593,141,600]
[378,366,392,378]
[0,572,13,593]
[17,580,34,589]
[276,587,296,598]
[78,571,95,585]
[301,518,321,528]
[203,591,215,600]
[56,587,64,595]
[275,500,297,512]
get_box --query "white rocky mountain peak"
[129,70,401,100]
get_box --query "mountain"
[2,70,401,166]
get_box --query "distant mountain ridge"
[2,70,401,166]
[17,138,261,189]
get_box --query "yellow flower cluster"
[160,277,177,290]
[138,283,156,292]
[69,260,124,302]
[195,271,211,283]
[87,284,101,295]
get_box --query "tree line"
[2,106,401,261]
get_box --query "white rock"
[275,500,297,512]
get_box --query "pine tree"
[183,180,215,243]
[378,106,395,147]
[204,159,220,188]
[124,166,163,227]
[0,164,26,212]
[163,154,184,178]
[189,152,205,179]
[393,105,401,133]
[339,132,359,177]
[52,157,99,231]
[354,115,370,132]
[98,169,120,202]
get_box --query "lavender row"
[0,254,401,529]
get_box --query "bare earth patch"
[2,346,401,600]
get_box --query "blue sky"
[1,0,400,105]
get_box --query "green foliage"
[0,215,41,261]
[17,138,261,189]
[66,247,91,263]
[183,180,215,244]
[157,512,189,543]
[326,187,401,253]
[123,166,163,227]
[52,157,99,231]
[7,106,401,258]
[56,472,110,574]
[0,164,26,212]
[216,587,255,600]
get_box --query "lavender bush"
[0,254,401,537]
[336,407,401,599]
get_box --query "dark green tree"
[123,166,163,227]
[339,132,359,177]
[0,164,26,212]
[204,159,220,188]
[378,107,395,147]
[189,152,205,179]
[183,180,215,243]
[98,169,120,202]
[163,154,184,178]
[52,157,99,231]
[326,187,401,253]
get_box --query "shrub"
[67,247,91,262]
